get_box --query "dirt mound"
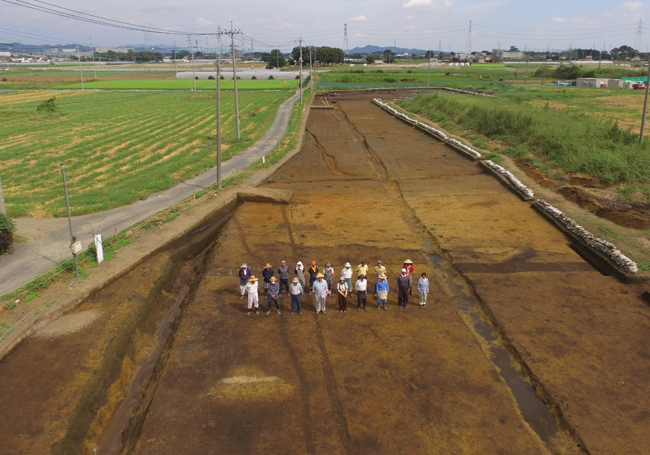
[558,186,650,230]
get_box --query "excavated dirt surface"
[0,90,649,455]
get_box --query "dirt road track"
[0,91,648,455]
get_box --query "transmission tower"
[466,20,472,58]
[344,23,349,57]
[635,19,643,49]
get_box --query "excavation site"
[1,91,649,455]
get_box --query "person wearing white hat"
[323,262,335,290]
[355,274,368,311]
[239,263,251,299]
[295,261,305,293]
[290,278,304,314]
[312,273,329,314]
[341,262,353,297]
[397,268,410,308]
[245,276,260,315]
[267,277,281,315]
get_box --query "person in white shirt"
[418,272,430,309]
[355,275,368,311]
[290,278,304,314]
[341,262,353,297]
[312,273,330,314]
[245,276,259,315]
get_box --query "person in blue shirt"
[375,273,389,311]
[262,263,274,296]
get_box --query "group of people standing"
[238,259,431,316]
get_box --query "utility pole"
[61,166,79,280]
[639,54,650,143]
[0,173,6,216]
[76,46,84,90]
[90,38,96,80]
[598,42,604,72]
[216,43,222,189]
[310,45,313,91]
[227,22,242,140]
[427,49,431,87]
[299,35,303,104]
[173,41,177,77]
[189,36,196,90]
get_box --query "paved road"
[0,91,299,296]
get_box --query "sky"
[0,0,647,53]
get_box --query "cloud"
[607,1,645,18]
[402,0,453,9]
[350,15,367,21]
[194,17,213,27]
[553,17,567,23]
[621,1,643,11]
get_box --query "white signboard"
[94,234,104,264]
[70,241,82,255]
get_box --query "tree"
[382,49,395,63]
[366,55,375,64]
[265,49,287,69]
[0,213,16,254]
[555,65,580,79]
[424,50,434,59]
[611,45,638,61]
[509,46,520,52]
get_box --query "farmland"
[0,89,292,217]
[57,78,301,90]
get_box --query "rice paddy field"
[57,79,301,90]
[0,89,292,217]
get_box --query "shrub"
[208,75,215,80]
[37,97,58,113]
[195,76,199,80]
[0,213,16,253]
[220,75,224,80]
[251,75,257,80]
[1,77,6,82]
[268,75,275,80]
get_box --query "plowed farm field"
[0,90,291,217]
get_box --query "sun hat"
[293,278,299,283]
[249,276,258,281]
[402,268,407,273]
[265,263,272,267]
[379,274,387,279]
[404,259,413,264]
[339,276,345,281]
[316,273,324,278]
[344,262,351,267]
[281,260,287,263]
[240,263,248,268]
[311,261,317,265]
[326,261,331,266]
[270,277,277,282]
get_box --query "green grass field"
[57,79,300,90]
[397,90,650,196]
[0,90,292,217]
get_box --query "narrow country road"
[0,91,300,296]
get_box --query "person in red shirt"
[403,259,414,296]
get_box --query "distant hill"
[349,45,430,55]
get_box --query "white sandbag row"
[372,98,447,140]
[484,160,535,198]
[534,199,638,274]
[444,88,494,97]
[447,138,483,159]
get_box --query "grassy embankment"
[57,79,301,90]
[397,89,650,197]
[0,89,292,217]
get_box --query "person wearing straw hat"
[337,276,349,313]
[308,261,319,294]
[290,277,304,314]
[397,268,410,309]
[323,261,335,290]
[239,263,251,300]
[375,273,389,311]
[262,263,274,296]
[374,260,386,291]
[341,262,353,297]
[278,260,290,296]
[403,259,414,296]
[295,261,305,293]
[312,272,329,314]
[245,276,260,315]
[267,277,281,315]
